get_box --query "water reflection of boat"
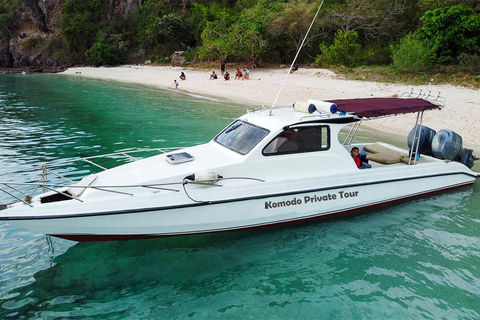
[1,91,478,242]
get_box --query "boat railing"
[400,86,445,164]
[247,105,268,113]
[400,88,445,108]
[343,119,363,146]
[0,147,182,206]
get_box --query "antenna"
[269,0,326,116]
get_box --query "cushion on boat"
[366,152,401,164]
[364,143,402,164]
[364,144,393,154]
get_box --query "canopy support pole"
[408,111,424,165]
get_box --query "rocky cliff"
[0,0,140,72]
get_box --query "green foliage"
[134,1,195,59]
[315,30,363,67]
[20,36,43,50]
[134,1,168,46]
[326,0,417,43]
[155,13,193,47]
[189,2,235,45]
[418,0,479,12]
[458,53,480,72]
[197,11,233,60]
[182,49,194,62]
[266,0,320,62]
[4,0,480,72]
[85,39,124,66]
[0,0,16,39]
[60,0,108,60]
[198,0,274,65]
[156,55,168,63]
[391,33,432,71]
[419,5,480,64]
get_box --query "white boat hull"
[4,167,475,242]
[2,102,479,242]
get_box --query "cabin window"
[214,120,269,155]
[263,126,330,155]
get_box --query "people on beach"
[290,63,299,73]
[235,69,242,80]
[179,72,186,80]
[224,71,230,81]
[242,67,250,80]
[221,61,226,75]
[210,71,217,80]
[173,80,179,89]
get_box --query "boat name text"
[264,191,359,209]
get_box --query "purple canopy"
[327,98,440,119]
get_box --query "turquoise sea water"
[0,73,479,319]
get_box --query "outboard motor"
[431,129,463,160]
[407,125,436,155]
[458,148,475,169]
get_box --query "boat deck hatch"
[166,152,195,164]
[41,192,74,204]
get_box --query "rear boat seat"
[364,143,434,165]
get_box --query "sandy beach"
[61,65,480,151]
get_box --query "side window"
[263,126,330,155]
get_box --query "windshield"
[214,120,269,155]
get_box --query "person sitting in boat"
[179,72,186,80]
[351,147,371,169]
[210,71,217,80]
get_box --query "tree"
[315,29,362,67]
[326,0,409,41]
[198,11,233,60]
[154,13,194,49]
[0,0,16,39]
[390,33,432,71]
[419,5,480,64]
[418,0,480,12]
[199,0,273,65]
[85,38,124,66]
[267,0,322,57]
[61,0,108,60]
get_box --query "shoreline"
[61,65,480,151]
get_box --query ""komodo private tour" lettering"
[265,190,359,209]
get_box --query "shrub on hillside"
[85,40,124,66]
[458,53,480,72]
[391,33,432,71]
[419,5,480,64]
[315,30,363,67]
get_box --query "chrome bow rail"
[0,147,181,207]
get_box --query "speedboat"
[1,90,479,241]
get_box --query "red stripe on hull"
[52,182,474,242]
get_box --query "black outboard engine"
[431,129,463,160]
[407,125,436,155]
[458,148,475,169]
[430,129,475,169]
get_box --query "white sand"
[61,65,480,151]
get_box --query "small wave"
[184,92,220,102]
